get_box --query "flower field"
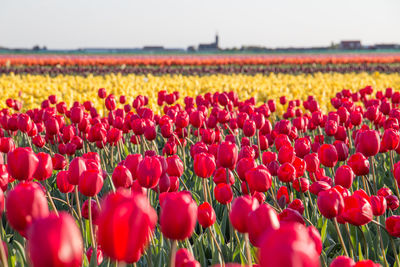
[0,54,400,267]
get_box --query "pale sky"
[1,0,399,49]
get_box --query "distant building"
[373,44,400,49]
[142,46,165,51]
[198,34,219,51]
[339,40,362,50]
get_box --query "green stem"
[332,218,349,257]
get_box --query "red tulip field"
[1,56,400,267]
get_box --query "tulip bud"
[248,204,280,247]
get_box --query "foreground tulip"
[97,191,157,263]
[259,222,321,267]
[317,188,344,219]
[6,182,49,236]
[7,147,39,181]
[160,192,197,240]
[27,212,83,267]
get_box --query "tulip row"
[0,83,400,267]
[2,73,400,117]
[2,54,400,66]
[2,63,400,76]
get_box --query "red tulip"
[166,155,184,177]
[112,165,133,189]
[176,248,200,267]
[348,153,370,176]
[259,222,321,267]
[356,130,380,157]
[236,157,257,181]
[214,183,233,205]
[7,147,39,181]
[82,199,100,224]
[381,128,400,151]
[243,119,256,137]
[56,170,74,193]
[213,167,234,185]
[248,203,280,246]
[334,165,355,189]
[371,195,387,216]
[78,169,104,197]
[6,182,49,236]
[341,190,373,226]
[294,137,311,158]
[229,195,259,233]
[97,191,157,263]
[318,144,338,168]
[52,153,67,170]
[277,162,296,183]
[33,152,53,181]
[386,195,399,210]
[217,141,238,169]
[279,208,305,225]
[317,187,344,219]
[137,156,162,188]
[86,246,103,265]
[124,154,142,180]
[197,202,216,228]
[194,153,216,178]
[386,215,400,237]
[160,192,197,240]
[278,145,295,164]
[27,212,83,267]
[245,165,272,192]
[0,137,15,153]
[67,157,87,185]
[304,153,320,173]
[330,256,355,267]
